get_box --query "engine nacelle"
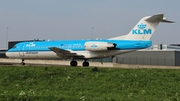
[84,42,116,51]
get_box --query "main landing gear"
[70,60,78,66]
[70,60,89,67]
[82,60,89,67]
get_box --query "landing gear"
[82,60,89,67]
[21,59,25,65]
[70,60,78,66]
[82,61,89,67]
[70,60,89,67]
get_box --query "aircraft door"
[19,43,25,57]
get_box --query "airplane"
[5,14,174,67]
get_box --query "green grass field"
[0,66,180,101]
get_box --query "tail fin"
[110,14,174,40]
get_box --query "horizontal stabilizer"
[162,18,175,23]
[145,14,175,23]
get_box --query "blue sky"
[0,0,179,48]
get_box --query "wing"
[49,47,84,58]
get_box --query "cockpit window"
[13,46,17,48]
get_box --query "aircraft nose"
[5,52,11,58]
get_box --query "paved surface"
[1,58,180,69]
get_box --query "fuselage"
[6,39,152,59]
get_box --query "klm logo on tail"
[132,23,152,34]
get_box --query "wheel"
[82,61,89,67]
[21,59,25,65]
[70,61,78,66]
[21,62,25,65]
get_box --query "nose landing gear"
[21,59,25,65]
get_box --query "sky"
[0,0,179,48]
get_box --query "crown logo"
[137,23,146,29]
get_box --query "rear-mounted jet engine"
[84,42,116,51]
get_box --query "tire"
[82,62,89,67]
[70,61,78,66]
[21,62,25,65]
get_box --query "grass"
[0,66,180,101]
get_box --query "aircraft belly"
[76,50,136,59]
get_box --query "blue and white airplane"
[6,14,174,66]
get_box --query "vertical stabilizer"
[125,14,163,40]
[109,14,174,40]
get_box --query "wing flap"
[49,47,84,58]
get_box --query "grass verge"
[0,66,180,101]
